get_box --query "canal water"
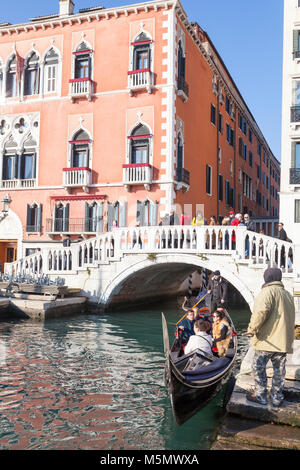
[0,301,251,450]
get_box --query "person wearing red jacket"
[231,213,242,249]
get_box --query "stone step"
[235,374,300,401]
[212,415,300,450]
[227,391,300,427]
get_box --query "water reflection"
[0,302,251,450]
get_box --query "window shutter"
[293,30,299,52]
[119,202,127,228]
[36,204,42,232]
[137,201,145,226]
[15,154,19,179]
[32,153,37,179]
[291,142,296,168]
[107,203,114,231]
[85,202,90,232]
[26,204,31,232]
[63,204,69,232]
[96,203,104,233]
[150,201,158,226]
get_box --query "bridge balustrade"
[4,226,295,277]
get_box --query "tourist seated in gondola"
[177,310,195,345]
[184,320,213,356]
[212,309,232,357]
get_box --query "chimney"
[59,0,75,16]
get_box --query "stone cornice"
[0,0,175,36]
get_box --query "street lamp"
[0,194,11,219]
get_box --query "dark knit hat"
[264,268,282,285]
[213,270,221,276]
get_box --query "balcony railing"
[123,163,153,191]
[177,77,189,102]
[1,178,36,189]
[46,218,98,234]
[63,167,92,193]
[176,167,190,186]
[128,69,153,94]
[290,168,300,185]
[291,106,300,123]
[69,78,93,101]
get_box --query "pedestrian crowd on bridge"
[157,209,293,270]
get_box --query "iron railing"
[176,167,190,186]
[290,168,300,185]
[177,77,189,99]
[291,106,300,122]
[46,218,100,233]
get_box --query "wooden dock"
[0,284,87,320]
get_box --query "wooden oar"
[176,292,210,326]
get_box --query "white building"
[281,0,300,246]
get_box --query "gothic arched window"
[44,48,59,94]
[132,32,151,71]
[2,137,18,180]
[74,42,92,79]
[24,52,40,96]
[6,55,17,98]
[70,129,90,168]
[130,124,151,165]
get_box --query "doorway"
[0,241,17,272]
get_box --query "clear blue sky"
[1,0,284,159]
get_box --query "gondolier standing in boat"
[245,268,295,408]
[207,271,228,313]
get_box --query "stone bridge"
[5,225,299,312]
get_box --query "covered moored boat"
[162,311,237,426]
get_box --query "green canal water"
[0,301,251,450]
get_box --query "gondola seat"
[182,357,231,383]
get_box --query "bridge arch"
[101,253,255,311]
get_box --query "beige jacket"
[248,281,295,354]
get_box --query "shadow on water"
[0,299,251,450]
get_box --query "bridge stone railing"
[4,226,295,278]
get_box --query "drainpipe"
[216,89,220,221]
[233,102,237,213]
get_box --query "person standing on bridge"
[207,271,228,314]
[245,267,295,408]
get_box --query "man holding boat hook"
[244,268,295,409]
[207,271,228,314]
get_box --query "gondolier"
[207,271,228,313]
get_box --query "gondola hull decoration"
[162,312,238,426]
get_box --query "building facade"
[281,0,300,244]
[0,0,280,269]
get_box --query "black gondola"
[162,311,238,426]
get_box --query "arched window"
[177,134,184,170]
[130,123,151,164]
[85,201,104,233]
[70,129,90,168]
[178,41,185,84]
[24,52,40,96]
[6,55,17,98]
[22,135,37,180]
[26,203,42,233]
[2,137,17,180]
[74,42,92,79]
[137,200,158,227]
[133,32,151,71]
[107,201,127,230]
[44,48,59,94]
[54,202,69,233]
